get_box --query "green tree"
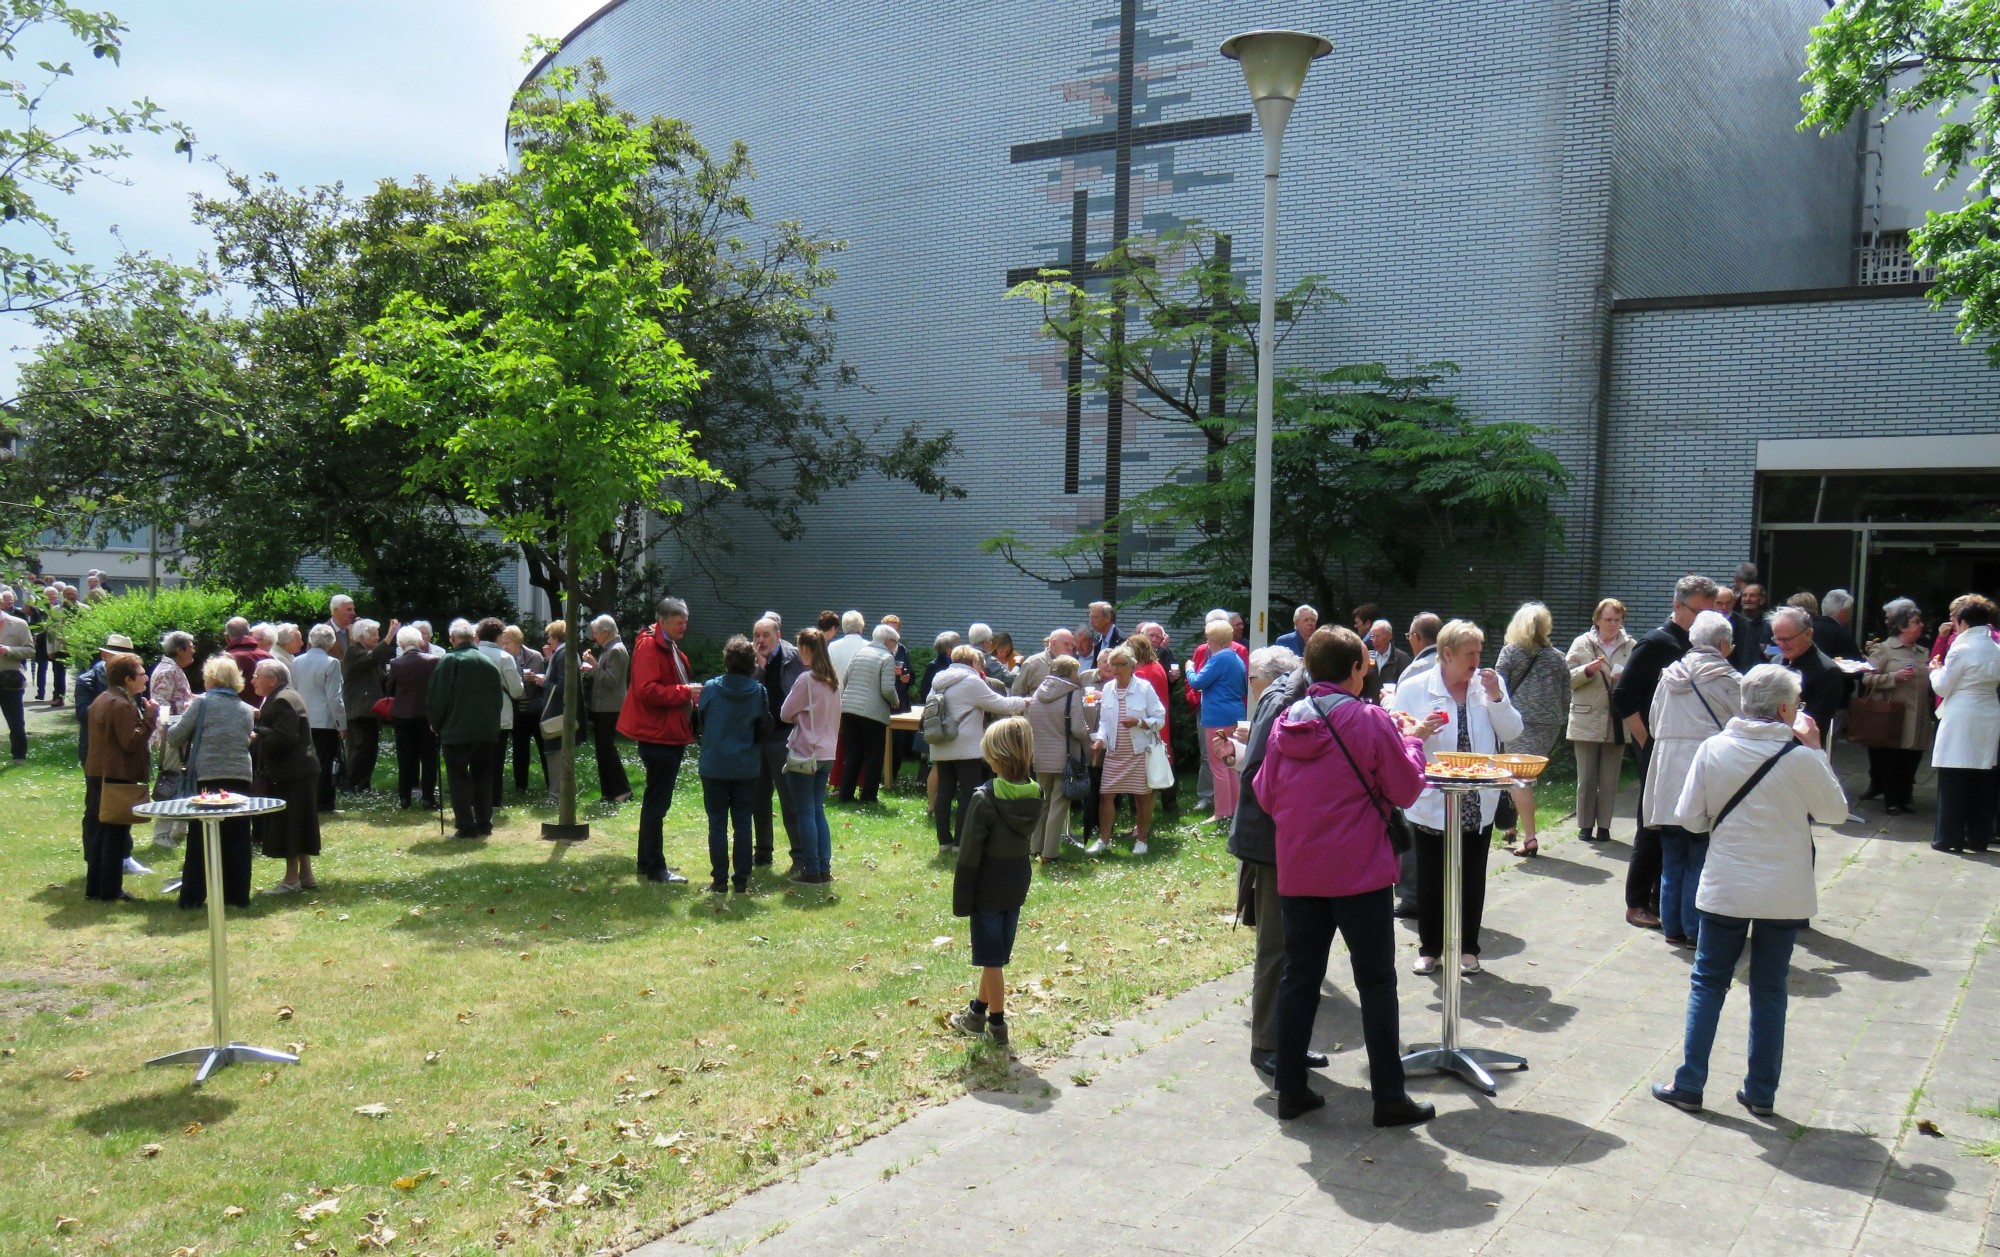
[1802,0,2000,359]
[339,57,715,833]
[0,2,193,312]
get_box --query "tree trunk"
[558,539,584,830]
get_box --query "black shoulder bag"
[1709,738,1801,833]
[1060,690,1091,800]
[1688,680,1727,732]
[1313,694,1414,856]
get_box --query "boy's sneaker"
[949,1006,986,1037]
[1083,839,1109,856]
[984,1018,1009,1047]
[1131,841,1149,856]
[786,868,814,885]
[708,880,727,895]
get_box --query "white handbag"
[1144,737,1174,790]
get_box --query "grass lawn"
[0,716,1271,1257]
[0,705,1584,1257]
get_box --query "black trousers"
[636,741,686,873]
[754,739,800,864]
[837,712,886,803]
[82,777,133,900]
[592,711,630,799]
[394,716,438,806]
[179,778,253,908]
[1935,767,1999,851]
[1,676,24,760]
[487,732,509,812]
[1627,738,1662,913]
[510,717,543,792]
[1276,886,1404,1100]
[1414,822,1494,958]
[1868,747,1922,810]
[890,728,916,786]
[933,758,988,847]
[312,728,342,812]
[345,716,381,791]
[442,742,493,834]
[44,657,65,702]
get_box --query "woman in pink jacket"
[1254,626,1434,1127]
[780,629,842,885]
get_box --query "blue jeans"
[1674,912,1804,1107]
[1657,826,1708,940]
[702,774,757,887]
[781,761,833,875]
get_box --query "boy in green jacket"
[950,717,1041,1047]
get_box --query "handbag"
[1060,691,1091,800]
[1845,693,1904,748]
[1313,693,1415,857]
[98,780,150,825]
[371,696,394,721]
[783,744,818,774]
[1144,737,1175,790]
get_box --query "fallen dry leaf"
[222,1205,244,1218]
[139,1142,163,1157]
[1918,1118,1944,1137]
[352,1103,393,1119]
[296,1196,342,1222]
[276,1005,294,1021]
[423,1050,443,1065]
[54,1215,78,1231]
[63,1067,91,1082]
[391,1168,434,1191]
[182,1121,204,1136]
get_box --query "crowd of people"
[5,565,1998,1128]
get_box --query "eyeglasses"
[1771,631,1803,646]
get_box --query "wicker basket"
[1490,753,1550,780]
[1434,751,1495,771]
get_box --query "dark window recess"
[1757,472,2000,527]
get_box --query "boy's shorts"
[968,907,1020,967]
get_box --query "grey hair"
[753,616,780,635]
[1739,662,1801,721]
[307,623,336,650]
[276,623,303,650]
[250,622,278,648]
[761,610,782,627]
[413,619,433,638]
[1882,598,1921,632]
[966,622,993,645]
[1674,574,1720,608]
[840,609,865,634]
[656,596,689,622]
[1294,604,1318,621]
[254,657,291,688]
[1823,588,1854,618]
[1248,645,1302,684]
[1204,607,1231,624]
[872,623,899,646]
[329,593,354,612]
[1089,600,1113,617]
[590,614,618,638]
[1687,609,1734,653]
[1767,605,1812,636]
[1370,618,1393,636]
[353,618,380,645]
[160,630,194,655]
[933,631,962,652]
[448,617,477,643]
[396,626,424,651]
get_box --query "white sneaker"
[260,881,299,895]
[1084,839,1109,856]
[123,856,151,876]
[1131,841,1149,856]
[1412,955,1438,975]
[1460,954,1482,975]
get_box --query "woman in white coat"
[1644,612,1741,948]
[1927,596,2000,853]
[927,645,1029,851]
[1387,619,1524,975]
[1090,646,1167,856]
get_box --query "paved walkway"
[642,758,1983,1253]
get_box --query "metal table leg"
[146,812,300,1084]
[1402,783,1527,1095]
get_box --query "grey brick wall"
[1601,294,2000,617]
[1609,0,1856,299]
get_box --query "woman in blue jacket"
[1188,619,1249,823]
[698,636,769,894]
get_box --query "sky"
[1,0,605,387]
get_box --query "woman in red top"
[1127,635,1172,740]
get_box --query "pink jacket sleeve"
[1369,707,1429,809]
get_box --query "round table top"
[134,796,289,820]
[1424,774,1530,792]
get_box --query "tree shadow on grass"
[73,1087,239,1136]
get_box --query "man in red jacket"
[618,597,696,884]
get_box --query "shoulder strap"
[1688,680,1726,731]
[1311,694,1395,829]
[1711,738,1802,833]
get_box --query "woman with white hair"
[1859,598,1932,815]
[1928,595,2000,852]
[826,610,868,682]
[1493,602,1570,857]
[582,613,632,802]
[251,657,321,894]
[1652,664,1846,1117]
[1188,619,1249,824]
[1024,653,1093,862]
[290,621,347,812]
[1645,610,1741,947]
[1090,645,1167,855]
[385,624,440,809]
[835,622,902,805]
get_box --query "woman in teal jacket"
[698,636,769,894]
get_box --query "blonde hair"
[1204,620,1235,648]
[1436,619,1485,656]
[1126,635,1156,665]
[1105,645,1136,672]
[1051,654,1080,678]
[202,654,243,693]
[950,644,985,667]
[981,716,1034,781]
[1504,602,1552,651]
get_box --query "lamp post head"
[1220,29,1331,106]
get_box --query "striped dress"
[1100,718,1149,795]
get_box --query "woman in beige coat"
[1861,598,1934,815]
[1024,655,1093,861]
[1565,598,1635,843]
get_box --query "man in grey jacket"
[290,624,348,811]
[836,624,902,805]
[476,617,526,814]
[1010,627,1077,697]
[341,617,397,792]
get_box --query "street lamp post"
[1221,29,1329,650]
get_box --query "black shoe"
[1580,827,1609,843]
[786,868,814,885]
[754,854,773,867]
[1735,1089,1775,1117]
[1276,1089,1326,1120]
[1933,843,1964,853]
[1651,1082,1703,1112]
[1392,901,1418,919]
[781,863,801,881]
[814,871,835,884]
[1860,789,1883,802]
[452,830,482,840]
[643,869,670,883]
[1373,1096,1436,1128]
[1253,1050,1330,1076]
[733,880,750,894]
[709,880,727,894]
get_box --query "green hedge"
[56,583,348,671]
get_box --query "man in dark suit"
[1612,574,1717,929]
[1731,584,1773,672]
[751,615,807,872]
[1368,620,1412,686]
[1770,606,1849,734]
[1813,589,1862,660]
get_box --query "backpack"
[921,680,960,744]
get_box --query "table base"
[147,1042,299,1086]
[1401,1043,1527,1096]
